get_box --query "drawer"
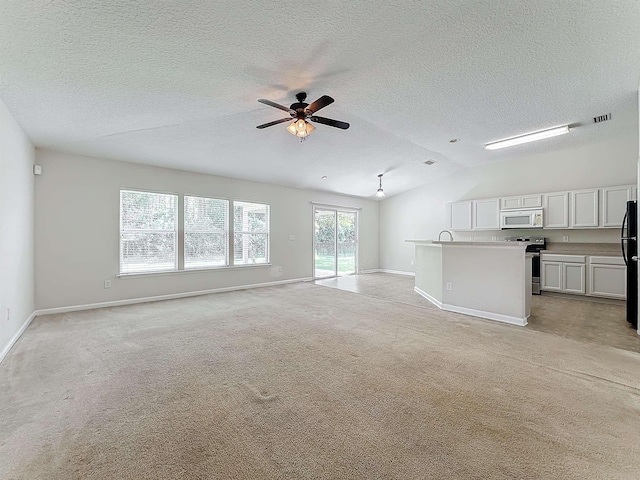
[590,256,625,266]
[541,254,586,263]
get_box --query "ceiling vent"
[593,113,611,124]
[423,160,436,165]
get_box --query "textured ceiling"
[1,0,639,198]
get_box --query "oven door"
[531,253,541,295]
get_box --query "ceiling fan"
[256,92,349,139]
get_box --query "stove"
[504,237,547,295]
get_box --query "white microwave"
[500,208,544,229]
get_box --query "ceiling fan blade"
[256,118,292,129]
[305,95,334,114]
[309,116,350,130]
[258,99,294,114]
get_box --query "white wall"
[0,99,35,360]
[380,136,638,272]
[34,150,379,309]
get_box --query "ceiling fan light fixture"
[287,120,315,138]
[375,174,386,198]
[286,122,298,136]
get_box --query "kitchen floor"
[315,273,640,353]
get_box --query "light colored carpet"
[1,280,640,479]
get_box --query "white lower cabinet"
[541,254,585,295]
[563,263,586,294]
[541,261,562,291]
[587,256,626,299]
[543,254,626,299]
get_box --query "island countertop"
[405,240,527,247]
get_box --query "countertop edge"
[406,240,527,247]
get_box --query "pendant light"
[375,174,385,198]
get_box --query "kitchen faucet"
[438,230,454,242]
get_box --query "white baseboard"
[378,269,415,277]
[34,277,313,316]
[359,269,380,274]
[442,304,527,327]
[414,286,443,309]
[0,311,37,365]
[413,286,526,326]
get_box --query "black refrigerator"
[621,200,637,328]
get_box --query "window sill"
[117,263,272,279]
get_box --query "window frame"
[183,194,230,270]
[232,200,271,266]
[119,189,179,275]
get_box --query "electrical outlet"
[289,235,296,241]
[491,235,497,241]
[563,236,569,242]
[104,280,111,289]
[410,260,415,266]
[277,266,283,273]
[469,236,475,241]
[446,282,452,291]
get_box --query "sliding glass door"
[314,207,357,278]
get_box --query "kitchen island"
[406,240,532,326]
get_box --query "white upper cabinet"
[472,199,500,230]
[600,185,635,228]
[501,196,521,210]
[447,201,472,231]
[544,192,569,228]
[570,189,599,228]
[448,184,634,232]
[500,194,542,210]
[521,194,543,208]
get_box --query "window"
[233,201,270,265]
[184,196,229,269]
[120,190,178,274]
[119,191,271,275]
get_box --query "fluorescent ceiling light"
[485,125,570,151]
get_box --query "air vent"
[423,160,436,165]
[593,113,611,123]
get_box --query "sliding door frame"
[312,205,359,279]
